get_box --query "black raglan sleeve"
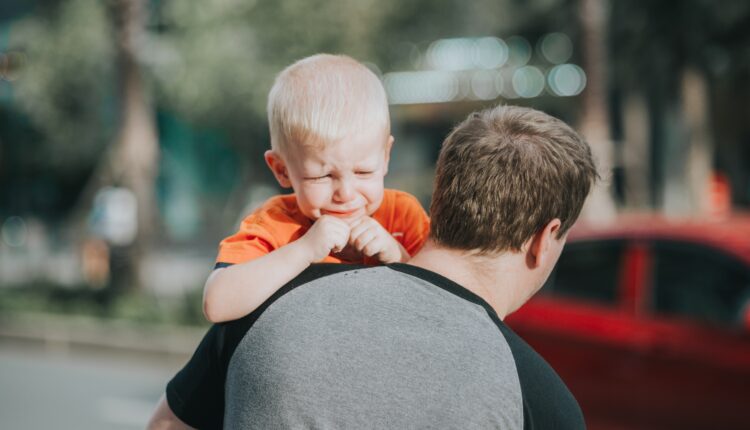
[165,264,366,429]
[497,323,586,430]
[166,324,228,430]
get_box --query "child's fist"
[300,215,351,262]
[348,216,407,264]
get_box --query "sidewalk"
[0,311,206,360]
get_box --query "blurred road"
[0,340,184,430]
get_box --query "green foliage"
[149,0,267,126]
[7,0,573,159]
[0,281,208,326]
[145,0,566,141]
[8,0,117,172]
[3,0,576,218]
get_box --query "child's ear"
[383,135,394,175]
[264,150,292,188]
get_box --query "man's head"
[429,105,598,306]
[431,105,597,252]
[264,54,393,222]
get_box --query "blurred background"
[1,0,749,428]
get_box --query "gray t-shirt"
[166,263,584,429]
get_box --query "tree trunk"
[677,68,713,216]
[621,92,651,209]
[108,0,159,291]
[578,0,617,222]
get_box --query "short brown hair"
[430,105,598,253]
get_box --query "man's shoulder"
[223,264,525,429]
[222,262,494,359]
[290,263,369,286]
[168,263,526,429]
[496,322,586,429]
[209,264,368,367]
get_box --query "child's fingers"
[331,225,351,253]
[352,228,378,251]
[349,224,369,245]
[349,219,382,249]
[362,236,386,257]
[349,217,378,240]
[324,215,352,230]
[347,216,365,228]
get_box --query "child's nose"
[334,178,356,202]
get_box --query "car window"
[541,239,624,305]
[651,240,750,328]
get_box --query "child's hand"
[300,215,351,262]
[348,216,408,263]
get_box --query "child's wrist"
[291,237,318,264]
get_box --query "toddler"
[203,54,430,322]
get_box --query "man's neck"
[408,240,524,319]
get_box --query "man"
[148,105,597,429]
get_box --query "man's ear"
[383,135,394,175]
[264,150,292,188]
[525,218,562,269]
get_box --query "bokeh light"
[426,38,476,71]
[2,216,28,247]
[470,70,501,100]
[474,37,509,69]
[426,37,509,71]
[384,71,460,104]
[494,72,506,97]
[506,36,532,67]
[90,187,138,247]
[539,33,573,64]
[512,66,545,98]
[456,72,472,101]
[547,64,587,96]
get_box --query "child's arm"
[348,216,411,264]
[203,215,351,323]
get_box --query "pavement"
[0,311,206,361]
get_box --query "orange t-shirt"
[216,189,430,266]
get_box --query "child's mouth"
[322,208,361,218]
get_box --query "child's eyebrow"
[302,169,328,176]
[355,159,379,167]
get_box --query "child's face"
[266,127,393,223]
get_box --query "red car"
[506,214,750,430]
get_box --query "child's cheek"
[364,181,386,213]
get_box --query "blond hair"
[429,105,598,253]
[267,54,390,153]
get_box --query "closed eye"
[356,171,374,177]
[305,174,331,182]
